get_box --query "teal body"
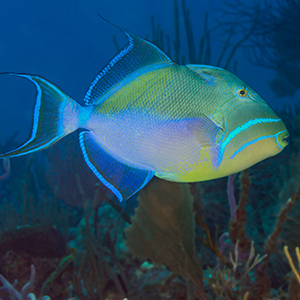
[0,23,289,201]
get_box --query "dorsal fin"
[84,16,173,105]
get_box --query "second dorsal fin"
[84,16,173,105]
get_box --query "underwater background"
[0,0,300,299]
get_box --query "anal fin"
[79,131,154,202]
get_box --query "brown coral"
[124,178,206,299]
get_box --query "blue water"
[0,0,298,145]
[0,1,299,299]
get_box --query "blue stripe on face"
[215,118,282,167]
[230,130,288,159]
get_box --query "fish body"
[0,24,289,201]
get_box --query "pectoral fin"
[186,116,223,148]
[79,131,154,202]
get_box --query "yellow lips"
[277,131,290,148]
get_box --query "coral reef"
[125,178,205,299]
[0,224,74,300]
[0,265,50,300]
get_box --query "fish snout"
[277,130,289,148]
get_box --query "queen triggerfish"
[0,20,289,202]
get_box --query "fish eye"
[237,88,248,97]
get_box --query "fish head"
[187,65,289,174]
[214,68,289,172]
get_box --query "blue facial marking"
[216,118,282,167]
[230,130,288,159]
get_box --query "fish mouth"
[227,129,288,160]
[277,131,289,148]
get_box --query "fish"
[0,20,289,202]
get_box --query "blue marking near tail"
[14,74,42,145]
[0,74,64,156]
[79,132,123,201]
[79,131,155,202]
[0,73,77,158]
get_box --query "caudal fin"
[0,73,80,158]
